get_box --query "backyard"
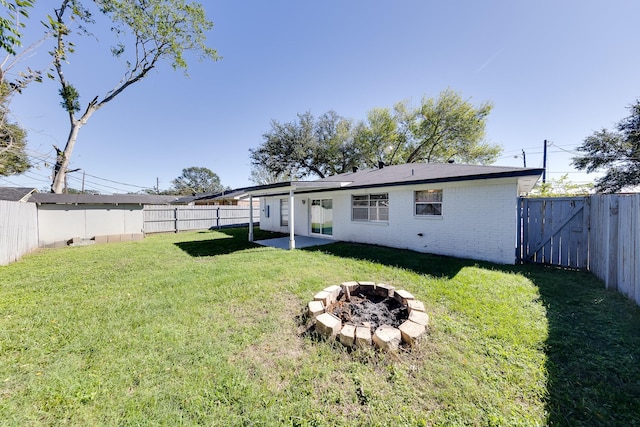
[1,227,639,426]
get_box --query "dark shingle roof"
[0,187,38,202]
[243,163,545,197]
[316,163,544,188]
[173,188,250,204]
[28,193,179,205]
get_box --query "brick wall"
[260,177,520,264]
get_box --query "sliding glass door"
[310,199,333,236]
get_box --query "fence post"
[216,207,220,229]
[606,197,619,291]
[516,198,521,262]
[174,207,179,233]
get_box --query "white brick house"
[245,163,543,265]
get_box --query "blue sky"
[3,0,640,193]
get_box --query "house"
[173,188,259,207]
[244,163,544,265]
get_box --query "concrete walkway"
[255,235,336,250]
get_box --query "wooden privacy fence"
[143,205,260,233]
[588,194,640,304]
[0,200,38,266]
[518,194,640,306]
[517,197,590,269]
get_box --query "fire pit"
[307,281,429,351]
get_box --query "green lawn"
[1,228,639,426]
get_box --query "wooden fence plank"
[523,198,587,268]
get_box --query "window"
[415,190,442,216]
[352,193,389,222]
[280,198,289,226]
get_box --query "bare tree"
[46,0,218,193]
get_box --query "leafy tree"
[249,163,294,185]
[529,174,593,197]
[0,81,29,176]
[404,89,498,164]
[250,90,502,181]
[170,166,224,195]
[45,0,218,193]
[0,1,47,177]
[353,103,411,168]
[249,110,358,180]
[0,0,34,55]
[572,100,640,193]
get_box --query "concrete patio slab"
[255,235,336,250]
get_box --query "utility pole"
[542,139,548,183]
[521,149,527,167]
[156,177,160,194]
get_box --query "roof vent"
[447,159,455,164]
[378,161,385,169]
[352,166,358,173]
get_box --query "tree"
[249,110,359,180]
[0,0,34,55]
[250,90,502,180]
[45,0,218,193]
[0,81,29,175]
[353,103,410,167]
[249,163,294,185]
[403,89,498,164]
[529,174,593,197]
[0,1,46,177]
[170,166,223,195]
[572,100,640,193]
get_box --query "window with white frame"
[280,198,289,226]
[352,193,389,222]
[414,190,442,216]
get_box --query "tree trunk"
[50,119,84,193]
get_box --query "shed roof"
[0,187,38,202]
[28,193,179,205]
[173,188,251,204]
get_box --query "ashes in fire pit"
[328,294,407,330]
[308,281,429,351]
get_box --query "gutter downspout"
[289,188,295,249]
[248,195,254,242]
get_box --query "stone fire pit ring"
[307,281,429,351]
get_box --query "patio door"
[310,199,333,236]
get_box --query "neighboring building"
[246,163,544,265]
[173,188,257,207]
[27,193,177,247]
[0,187,38,202]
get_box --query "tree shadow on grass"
[173,227,287,257]
[307,243,640,425]
[518,264,640,426]
[304,242,476,279]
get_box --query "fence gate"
[517,197,590,269]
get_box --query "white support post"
[289,189,296,249]
[248,195,254,242]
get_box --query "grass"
[1,227,639,426]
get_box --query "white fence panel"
[0,200,38,266]
[144,205,259,233]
